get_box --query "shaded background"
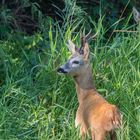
[0,0,140,36]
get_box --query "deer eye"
[73,60,80,64]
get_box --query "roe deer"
[57,31,121,140]
[133,7,140,23]
[132,7,140,34]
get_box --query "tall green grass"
[0,1,140,140]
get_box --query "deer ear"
[83,42,89,60]
[133,7,140,23]
[66,39,77,54]
[80,35,90,60]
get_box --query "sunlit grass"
[0,1,140,139]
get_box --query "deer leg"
[80,130,85,140]
[91,132,95,140]
[80,125,86,140]
[109,131,116,140]
[91,130,105,140]
[81,134,85,140]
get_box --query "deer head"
[133,7,140,23]
[57,31,97,76]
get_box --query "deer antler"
[81,30,98,45]
[85,30,98,41]
[79,30,98,54]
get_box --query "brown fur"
[74,64,121,140]
[57,33,121,140]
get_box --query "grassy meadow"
[0,1,140,140]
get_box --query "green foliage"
[0,0,140,140]
[1,0,140,38]
[0,0,42,38]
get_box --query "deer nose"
[57,67,68,73]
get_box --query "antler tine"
[85,29,92,40]
[87,31,98,41]
[85,31,98,42]
[80,31,86,45]
[79,32,86,54]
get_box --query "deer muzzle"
[57,67,68,74]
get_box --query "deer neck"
[73,64,96,104]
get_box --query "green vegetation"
[0,0,140,140]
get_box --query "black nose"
[57,68,67,73]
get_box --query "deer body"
[74,65,120,140]
[57,32,121,140]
